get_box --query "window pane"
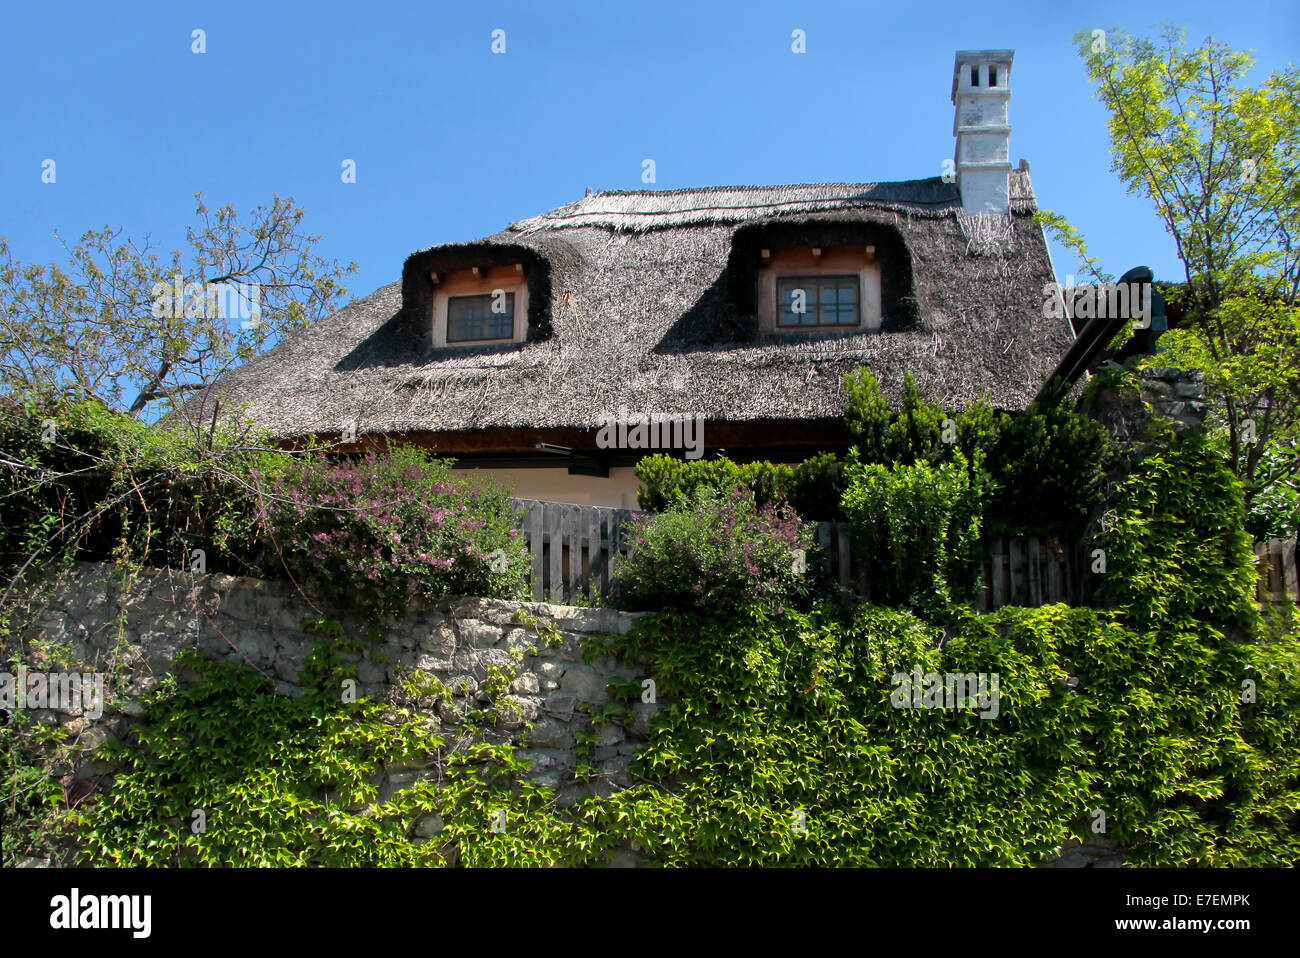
[778,279,815,326]
[821,279,858,325]
[447,293,514,342]
[841,279,861,324]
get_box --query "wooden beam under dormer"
[761,249,771,262]
[471,266,482,277]
[429,271,440,284]
[811,247,822,259]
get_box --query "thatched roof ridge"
[510,173,1037,233]
[178,171,1072,446]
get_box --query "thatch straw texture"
[178,172,1071,444]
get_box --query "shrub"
[635,452,844,521]
[841,451,988,611]
[612,485,816,613]
[255,445,529,613]
[0,394,282,583]
[987,396,1110,538]
[841,368,1109,538]
[591,603,1092,866]
[636,370,1106,541]
[842,368,1002,469]
[586,595,1300,866]
[78,649,581,867]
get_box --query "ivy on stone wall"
[77,648,595,867]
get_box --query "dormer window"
[429,264,529,348]
[757,246,881,334]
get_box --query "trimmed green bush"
[987,396,1110,538]
[635,370,1107,540]
[840,451,989,612]
[635,452,844,521]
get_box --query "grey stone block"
[418,625,456,655]
[501,695,540,725]
[595,724,624,747]
[607,847,641,868]
[499,628,533,652]
[457,620,502,649]
[631,702,659,736]
[510,672,540,694]
[535,660,566,681]
[274,654,306,683]
[412,814,444,839]
[416,654,453,673]
[526,717,573,749]
[544,692,578,721]
[560,665,607,704]
[356,660,388,685]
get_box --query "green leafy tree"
[0,193,357,419]
[1037,27,1300,526]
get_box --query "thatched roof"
[180,172,1072,448]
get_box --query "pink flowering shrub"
[612,486,817,613]
[254,445,529,612]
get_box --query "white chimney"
[952,49,1013,215]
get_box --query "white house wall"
[459,466,643,509]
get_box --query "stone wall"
[14,561,657,864]
[1085,364,1208,443]
[1138,366,1208,431]
[12,560,1123,867]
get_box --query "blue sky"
[2,0,1296,304]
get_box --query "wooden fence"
[1254,538,1299,606]
[811,528,1076,609]
[978,535,1074,609]
[511,499,642,604]
[806,531,1300,609]
[510,499,1300,610]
